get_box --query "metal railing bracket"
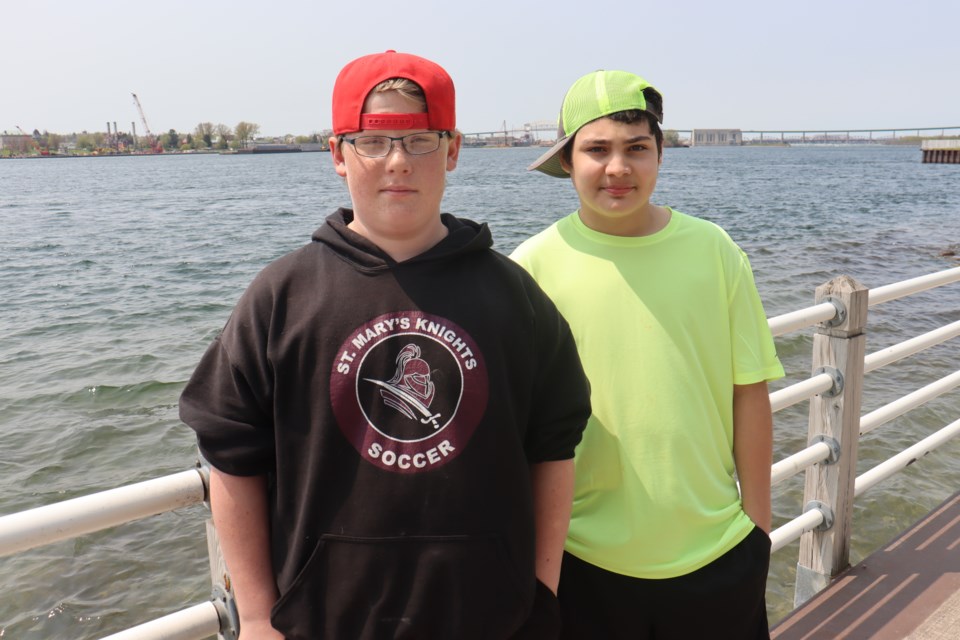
[212,583,239,640]
[814,366,844,397]
[811,435,842,465]
[822,296,848,327]
[803,500,835,532]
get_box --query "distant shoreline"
[2,142,930,159]
[0,147,329,159]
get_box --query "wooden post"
[206,518,238,640]
[198,458,239,640]
[794,275,869,608]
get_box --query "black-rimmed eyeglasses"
[341,131,450,158]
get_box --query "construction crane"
[131,92,163,153]
[15,125,48,155]
[13,124,50,156]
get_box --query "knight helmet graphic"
[364,344,441,429]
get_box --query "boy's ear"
[330,136,348,177]
[559,152,572,175]
[446,131,462,172]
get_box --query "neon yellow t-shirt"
[511,208,784,579]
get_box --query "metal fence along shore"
[2,265,959,639]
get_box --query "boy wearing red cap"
[512,71,784,639]
[180,51,590,639]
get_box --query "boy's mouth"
[382,185,416,194]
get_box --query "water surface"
[1,146,958,636]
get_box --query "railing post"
[794,275,869,607]
[198,458,239,640]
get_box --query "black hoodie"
[180,209,590,639]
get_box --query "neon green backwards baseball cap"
[528,70,663,178]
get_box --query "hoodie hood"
[312,208,493,273]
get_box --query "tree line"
[4,122,328,156]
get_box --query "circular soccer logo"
[330,311,488,473]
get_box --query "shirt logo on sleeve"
[330,311,488,473]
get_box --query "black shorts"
[510,579,562,639]
[558,526,771,640]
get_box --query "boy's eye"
[356,137,387,151]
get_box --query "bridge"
[462,121,557,146]
[737,125,960,145]
[462,124,960,147]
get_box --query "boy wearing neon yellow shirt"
[511,70,784,639]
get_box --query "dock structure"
[922,139,960,163]
[772,489,960,639]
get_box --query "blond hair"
[370,78,427,109]
[369,78,459,138]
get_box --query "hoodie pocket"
[271,533,532,640]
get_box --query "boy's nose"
[384,141,413,171]
[606,153,631,175]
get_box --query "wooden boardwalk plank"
[772,490,960,639]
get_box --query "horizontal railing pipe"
[770,373,835,413]
[863,320,960,374]
[771,441,833,486]
[98,601,221,640]
[771,509,825,553]
[868,265,960,306]
[768,302,838,337]
[855,418,960,497]
[0,470,206,557]
[766,267,960,338]
[859,370,960,436]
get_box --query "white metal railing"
[0,469,206,557]
[767,369,960,487]
[768,302,837,337]
[867,265,960,306]
[766,265,960,337]
[1,266,958,637]
[863,319,960,373]
[98,602,222,640]
[764,266,960,608]
[859,370,960,436]
[0,469,217,639]
[771,441,833,487]
[855,417,960,496]
[768,321,960,417]
[771,416,960,554]
[765,273,960,487]
[771,508,824,553]
[769,373,834,413]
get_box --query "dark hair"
[561,87,664,165]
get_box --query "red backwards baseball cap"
[332,50,456,135]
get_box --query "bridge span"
[737,126,960,145]
[462,124,960,147]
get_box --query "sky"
[3,0,959,138]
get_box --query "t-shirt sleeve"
[728,249,785,385]
[522,279,591,462]
[179,285,277,476]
